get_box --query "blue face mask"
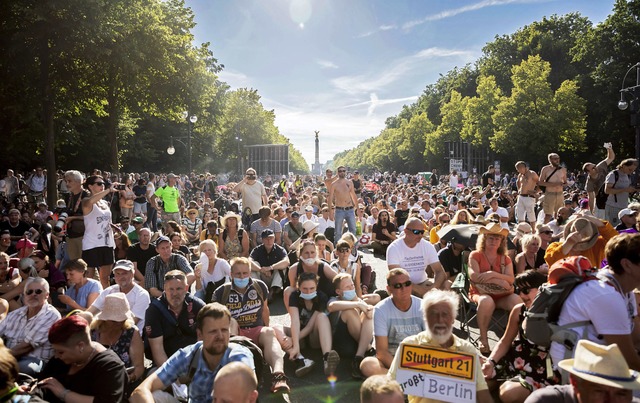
[233,277,250,289]
[300,291,317,300]
[342,289,357,301]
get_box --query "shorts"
[515,196,536,222]
[542,192,563,215]
[133,202,147,215]
[82,246,115,267]
[238,326,264,344]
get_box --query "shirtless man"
[515,161,539,228]
[538,153,567,223]
[328,166,358,242]
[323,168,335,191]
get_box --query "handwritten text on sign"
[396,344,476,402]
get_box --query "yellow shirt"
[544,221,618,268]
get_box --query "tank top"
[296,261,335,297]
[83,202,115,250]
[223,230,244,260]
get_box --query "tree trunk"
[40,34,57,208]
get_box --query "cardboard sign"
[395,344,477,402]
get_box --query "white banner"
[396,369,476,403]
[450,159,463,173]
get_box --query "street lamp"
[235,136,243,174]
[167,111,197,173]
[618,62,640,165]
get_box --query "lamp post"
[167,112,197,173]
[618,62,640,167]
[235,136,242,175]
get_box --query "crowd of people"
[0,144,639,402]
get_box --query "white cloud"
[217,69,251,88]
[357,24,397,38]
[316,59,339,69]
[331,47,476,95]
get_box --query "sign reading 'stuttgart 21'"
[395,344,476,402]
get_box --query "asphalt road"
[258,249,505,403]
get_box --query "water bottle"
[356,220,362,236]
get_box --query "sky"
[187,0,615,168]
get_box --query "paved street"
[259,249,505,402]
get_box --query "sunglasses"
[164,274,185,281]
[338,170,346,173]
[390,280,412,289]
[25,289,44,296]
[515,287,531,295]
[409,229,425,235]
[93,182,105,186]
[540,231,553,235]
[440,220,450,224]
[337,247,350,253]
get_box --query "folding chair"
[451,260,508,349]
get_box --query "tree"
[462,75,503,149]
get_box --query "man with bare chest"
[328,166,358,242]
[515,161,539,228]
[538,153,567,223]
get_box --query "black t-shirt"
[481,171,494,188]
[0,220,32,238]
[288,290,328,329]
[438,246,464,278]
[372,222,398,242]
[352,179,362,194]
[126,243,158,276]
[394,209,410,227]
[144,294,205,358]
[132,185,147,203]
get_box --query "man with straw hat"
[526,340,640,402]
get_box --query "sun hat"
[94,293,132,322]
[563,217,599,252]
[558,340,640,390]
[302,220,319,236]
[221,212,242,228]
[304,205,314,212]
[479,222,509,237]
[186,208,199,217]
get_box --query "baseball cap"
[618,208,636,220]
[304,205,313,212]
[16,239,37,250]
[113,259,134,272]
[156,235,171,246]
[291,211,300,218]
[132,216,144,224]
[261,229,275,238]
[167,173,176,179]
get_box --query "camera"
[115,184,126,190]
[53,212,69,233]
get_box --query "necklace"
[74,346,96,367]
[482,252,498,270]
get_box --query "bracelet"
[488,358,498,367]
[61,388,70,402]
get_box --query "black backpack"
[595,170,619,209]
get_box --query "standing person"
[324,169,335,191]
[515,161,539,228]
[583,142,615,216]
[119,177,135,220]
[3,169,20,204]
[126,227,157,283]
[81,175,116,289]
[62,171,89,261]
[25,167,47,205]
[538,153,567,223]
[604,158,639,227]
[132,178,148,220]
[352,171,363,199]
[386,217,447,297]
[151,173,182,224]
[328,166,358,243]
[233,168,268,229]
[482,165,495,188]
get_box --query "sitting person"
[360,375,404,403]
[58,259,102,312]
[330,240,379,303]
[0,277,61,375]
[482,270,559,403]
[90,292,145,396]
[284,240,337,311]
[37,314,127,402]
[0,252,20,309]
[213,361,259,403]
[194,240,230,302]
[327,273,375,380]
[514,234,548,275]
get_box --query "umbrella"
[437,224,481,249]
[437,223,517,250]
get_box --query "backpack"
[595,170,619,209]
[177,335,266,387]
[522,256,598,350]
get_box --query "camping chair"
[451,258,508,349]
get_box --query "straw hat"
[302,220,319,236]
[95,293,132,322]
[558,340,640,390]
[563,217,599,252]
[221,212,242,228]
[479,222,509,237]
[186,208,199,217]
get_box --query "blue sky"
[188,0,615,167]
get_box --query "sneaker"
[364,347,376,357]
[351,356,364,379]
[294,357,316,378]
[323,350,340,376]
[270,372,290,393]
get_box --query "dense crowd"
[0,146,639,402]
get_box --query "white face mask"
[301,257,316,266]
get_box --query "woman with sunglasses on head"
[469,222,523,355]
[330,240,380,305]
[514,234,549,275]
[284,240,336,312]
[371,209,397,257]
[481,270,559,403]
[81,175,117,289]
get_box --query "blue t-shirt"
[66,278,102,310]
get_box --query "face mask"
[301,257,316,266]
[342,289,357,301]
[300,291,317,300]
[233,277,250,288]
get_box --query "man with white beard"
[388,290,492,403]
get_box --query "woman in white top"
[194,239,230,302]
[81,175,116,289]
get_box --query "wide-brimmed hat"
[558,340,640,390]
[563,217,599,252]
[95,293,132,322]
[302,220,319,236]
[186,208,199,217]
[221,212,242,228]
[479,222,509,237]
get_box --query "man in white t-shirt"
[233,168,268,226]
[418,199,434,223]
[484,198,510,229]
[549,234,640,372]
[88,259,150,334]
[386,217,447,297]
